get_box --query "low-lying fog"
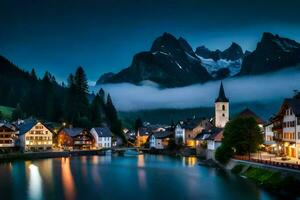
[91,67,300,112]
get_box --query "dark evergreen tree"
[90,93,103,126]
[134,117,143,134]
[30,68,38,81]
[105,94,125,141]
[74,66,89,118]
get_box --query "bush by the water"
[215,145,233,164]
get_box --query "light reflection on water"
[0,155,276,200]
[61,158,75,200]
[28,164,42,200]
[182,156,197,167]
[137,155,147,190]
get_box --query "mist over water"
[91,67,300,112]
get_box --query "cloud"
[91,67,300,111]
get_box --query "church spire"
[215,82,229,102]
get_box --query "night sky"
[1,0,300,83]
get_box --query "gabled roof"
[0,123,18,132]
[207,130,223,142]
[62,128,84,137]
[284,98,300,117]
[92,127,113,137]
[238,108,264,124]
[152,131,173,139]
[18,122,37,135]
[138,127,151,136]
[195,128,223,141]
[215,82,229,103]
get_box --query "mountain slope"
[98,33,212,87]
[195,42,245,78]
[239,32,300,75]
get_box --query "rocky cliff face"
[239,32,300,75]
[97,32,300,87]
[98,33,212,87]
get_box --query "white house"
[272,93,300,159]
[90,127,113,148]
[263,122,276,153]
[18,121,53,151]
[149,131,173,149]
[206,129,223,159]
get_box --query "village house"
[0,123,19,150]
[175,118,212,147]
[90,127,113,148]
[206,129,223,159]
[149,130,173,149]
[271,92,300,159]
[136,127,151,147]
[263,121,276,153]
[57,128,94,150]
[18,121,53,151]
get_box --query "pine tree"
[105,93,125,141]
[90,93,103,126]
[135,118,143,134]
[30,68,38,81]
[74,66,89,118]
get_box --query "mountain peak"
[239,32,300,75]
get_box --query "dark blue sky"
[1,0,300,83]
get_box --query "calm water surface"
[0,154,277,200]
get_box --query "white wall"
[215,102,229,128]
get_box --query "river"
[0,154,277,200]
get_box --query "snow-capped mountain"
[97,32,300,88]
[197,56,242,78]
[195,42,245,78]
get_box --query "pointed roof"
[215,82,229,102]
[238,108,264,124]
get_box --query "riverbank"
[0,149,106,162]
[229,160,300,199]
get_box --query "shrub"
[215,145,233,164]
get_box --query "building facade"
[0,124,18,149]
[19,122,53,151]
[57,128,94,150]
[271,93,300,159]
[149,131,173,149]
[215,82,229,128]
[90,127,112,148]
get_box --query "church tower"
[215,82,229,128]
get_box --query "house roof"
[284,98,300,117]
[18,122,37,135]
[177,118,211,130]
[215,82,229,103]
[92,127,113,137]
[0,123,18,132]
[152,131,173,139]
[195,128,223,141]
[138,127,151,136]
[62,128,84,137]
[238,108,264,124]
[207,130,223,142]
